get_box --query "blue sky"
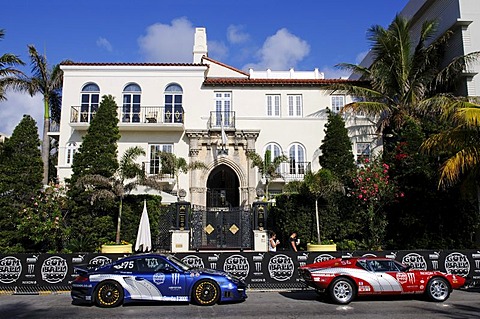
[0,0,409,135]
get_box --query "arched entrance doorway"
[206,164,240,208]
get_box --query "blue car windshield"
[167,255,191,271]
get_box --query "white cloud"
[138,17,195,62]
[227,25,250,44]
[0,90,43,137]
[243,28,310,71]
[96,37,113,52]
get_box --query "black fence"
[0,250,479,294]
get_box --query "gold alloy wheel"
[193,280,220,306]
[95,281,124,307]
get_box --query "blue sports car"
[71,253,247,307]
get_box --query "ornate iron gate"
[155,205,177,251]
[191,206,252,250]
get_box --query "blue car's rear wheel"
[95,280,124,307]
[192,279,220,306]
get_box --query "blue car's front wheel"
[95,280,124,308]
[192,279,220,306]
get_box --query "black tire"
[425,277,450,302]
[192,279,220,306]
[328,277,356,304]
[94,280,124,308]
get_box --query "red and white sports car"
[298,257,465,304]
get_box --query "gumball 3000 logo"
[445,252,470,277]
[314,254,335,263]
[224,255,249,280]
[89,256,112,267]
[41,256,68,284]
[268,254,294,282]
[402,253,427,270]
[181,255,205,269]
[0,256,22,284]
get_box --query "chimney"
[193,27,208,63]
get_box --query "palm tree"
[332,15,479,136]
[303,169,342,244]
[247,149,288,200]
[0,29,25,101]
[17,45,71,185]
[421,99,480,189]
[157,152,207,200]
[77,146,155,244]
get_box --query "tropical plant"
[77,146,152,244]
[247,149,288,200]
[0,29,25,101]
[332,15,479,137]
[421,99,480,189]
[349,157,401,249]
[303,169,342,243]
[15,45,71,185]
[157,151,207,200]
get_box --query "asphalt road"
[0,289,479,319]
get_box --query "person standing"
[269,232,280,252]
[289,232,298,252]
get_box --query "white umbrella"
[135,200,152,252]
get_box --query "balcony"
[47,120,60,136]
[70,106,184,131]
[261,161,311,183]
[208,111,236,130]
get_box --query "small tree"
[69,95,120,185]
[304,169,342,244]
[319,111,356,183]
[77,146,151,244]
[67,95,120,250]
[0,115,43,251]
[247,150,288,200]
[157,152,207,200]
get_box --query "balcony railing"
[260,161,311,183]
[70,106,184,125]
[209,111,235,130]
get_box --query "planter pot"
[307,243,337,252]
[100,244,132,253]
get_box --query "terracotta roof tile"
[60,61,206,67]
[203,77,368,87]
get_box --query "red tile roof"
[60,61,206,67]
[202,56,249,76]
[203,77,367,87]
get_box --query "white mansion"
[56,28,378,207]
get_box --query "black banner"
[1,250,479,291]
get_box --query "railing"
[70,106,184,125]
[208,111,235,129]
[48,120,60,133]
[260,161,311,183]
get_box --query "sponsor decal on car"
[153,272,165,285]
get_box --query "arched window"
[65,142,78,165]
[123,83,141,123]
[164,83,183,123]
[265,143,283,174]
[80,83,100,122]
[288,143,306,175]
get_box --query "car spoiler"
[73,263,99,275]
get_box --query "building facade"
[56,28,379,208]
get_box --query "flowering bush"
[350,158,403,249]
[17,184,68,252]
[350,158,403,204]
